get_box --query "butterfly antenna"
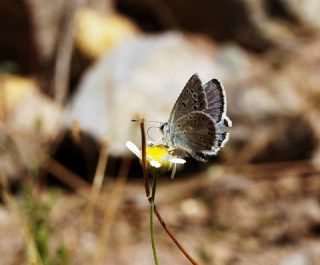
[147,125,162,142]
[155,137,163,145]
[131,119,162,124]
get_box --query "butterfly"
[160,74,232,162]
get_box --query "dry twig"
[94,157,131,265]
[139,120,199,265]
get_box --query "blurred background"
[1,0,320,264]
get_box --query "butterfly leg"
[188,151,208,162]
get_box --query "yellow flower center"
[146,145,170,162]
[145,144,172,175]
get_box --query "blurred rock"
[0,206,24,265]
[226,35,320,163]
[65,32,252,156]
[215,44,251,79]
[0,0,38,74]
[0,131,23,182]
[75,8,138,59]
[279,251,312,265]
[280,0,320,30]
[179,198,209,223]
[273,175,301,197]
[8,87,63,156]
[210,244,233,265]
[0,75,63,181]
[29,0,69,61]
[117,0,319,51]
[214,197,258,231]
[29,1,117,61]
[284,199,320,235]
[206,173,253,194]
[0,74,35,117]
[2,75,63,138]
[117,0,267,50]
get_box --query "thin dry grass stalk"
[68,143,109,263]
[0,170,44,265]
[43,156,125,213]
[87,143,109,224]
[43,157,91,197]
[0,76,8,122]
[140,119,150,198]
[139,120,199,265]
[53,0,85,104]
[94,157,131,265]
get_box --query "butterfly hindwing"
[171,111,217,154]
[203,78,228,124]
[162,74,232,162]
[203,131,230,156]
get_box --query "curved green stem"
[140,120,199,265]
[151,173,158,199]
[150,173,159,265]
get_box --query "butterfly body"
[161,74,232,162]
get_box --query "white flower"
[125,141,186,177]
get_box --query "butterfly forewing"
[162,74,232,162]
[169,74,208,124]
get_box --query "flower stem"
[140,119,150,198]
[140,120,199,265]
[140,119,159,264]
[151,173,158,199]
[150,173,159,265]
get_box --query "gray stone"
[65,32,251,155]
[279,251,312,265]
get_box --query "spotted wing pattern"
[163,74,232,161]
[171,111,217,161]
[168,74,208,124]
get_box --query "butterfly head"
[159,122,166,132]
[159,122,171,143]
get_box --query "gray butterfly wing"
[168,75,231,128]
[168,74,208,125]
[203,79,232,128]
[164,74,231,161]
[171,111,229,161]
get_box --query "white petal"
[150,160,161,168]
[170,157,186,164]
[146,155,153,161]
[125,141,140,157]
[162,155,186,164]
[161,154,174,161]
